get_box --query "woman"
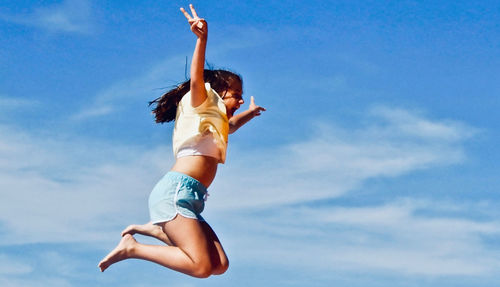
[98,4,265,278]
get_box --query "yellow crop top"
[172,83,229,163]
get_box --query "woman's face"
[222,82,244,118]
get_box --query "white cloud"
[218,199,500,276]
[0,106,478,244]
[208,106,476,209]
[369,105,479,142]
[0,0,94,34]
[0,123,171,244]
[71,55,187,120]
[0,96,38,110]
[2,105,496,278]
[0,277,72,287]
[70,105,113,121]
[0,254,32,275]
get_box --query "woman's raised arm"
[180,4,208,107]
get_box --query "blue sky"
[1,0,500,286]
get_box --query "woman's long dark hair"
[149,69,242,123]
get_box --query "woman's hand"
[228,96,266,133]
[180,4,207,40]
[248,96,266,116]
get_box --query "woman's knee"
[191,259,213,278]
[212,258,229,275]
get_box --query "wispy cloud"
[368,105,478,142]
[2,105,495,278]
[0,95,38,110]
[71,55,186,121]
[221,199,500,276]
[204,107,496,277]
[209,106,477,209]
[0,123,170,244]
[1,105,477,242]
[0,0,94,34]
[0,254,32,275]
[0,277,72,287]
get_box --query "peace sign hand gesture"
[180,4,207,40]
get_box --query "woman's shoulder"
[204,83,221,100]
[179,82,223,111]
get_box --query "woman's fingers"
[181,5,204,29]
[180,7,192,20]
[180,4,200,20]
[249,96,266,115]
[250,96,266,110]
[256,106,266,113]
[189,4,199,18]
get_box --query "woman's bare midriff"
[170,155,218,188]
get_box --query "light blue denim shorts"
[148,171,207,224]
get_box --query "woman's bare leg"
[118,221,229,275]
[98,215,214,278]
[200,221,229,275]
[121,222,173,245]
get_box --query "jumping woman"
[98,5,265,278]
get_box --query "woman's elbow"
[228,122,238,134]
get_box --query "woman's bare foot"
[122,222,172,245]
[121,222,158,237]
[98,234,137,272]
